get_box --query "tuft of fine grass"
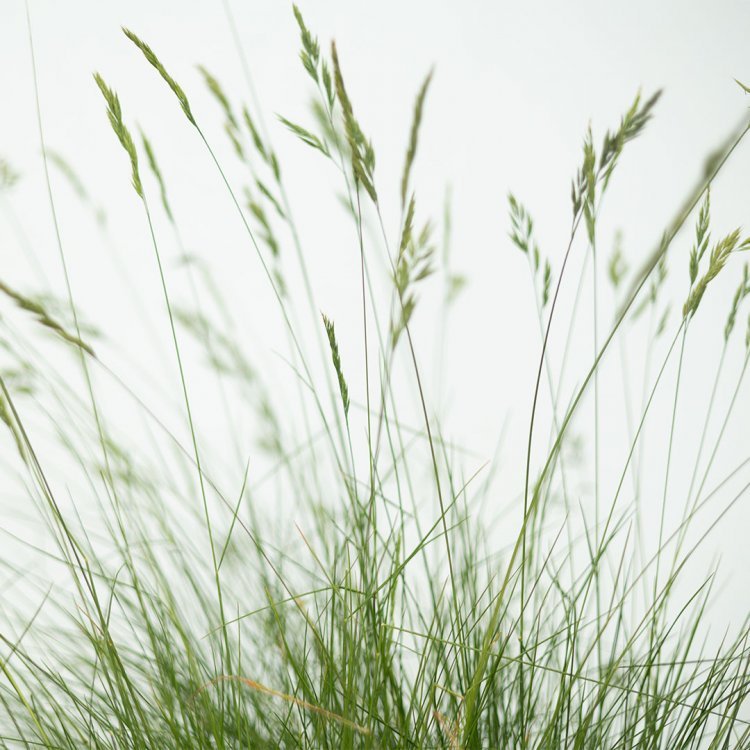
[0,7,749,750]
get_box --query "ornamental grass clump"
[1,6,749,749]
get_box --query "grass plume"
[321,313,350,418]
[122,28,196,125]
[93,73,143,198]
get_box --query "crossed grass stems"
[1,4,750,748]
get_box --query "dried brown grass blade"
[193,675,371,736]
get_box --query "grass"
[1,5,750,748]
